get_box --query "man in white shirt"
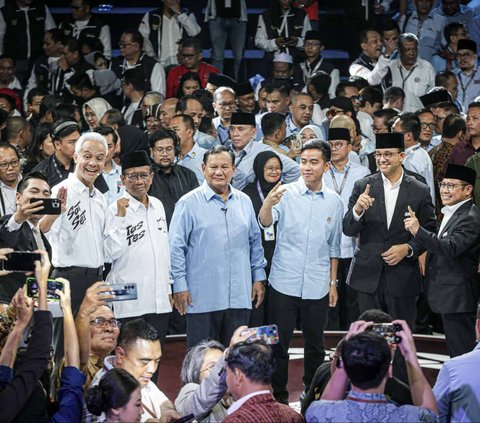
[0,143,21,216]
[98,125,124,206]
[87,319,179,423]
[39,131,121,360]
[106,151,172,345]
[389,33,436,112]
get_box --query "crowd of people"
[0,0,480,421]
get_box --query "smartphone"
[368,323,402,344]
[25,277,65,301]
[30,198,62,215]
[1,251,41,272]
[101,283,138,301]
[243,324,279,345]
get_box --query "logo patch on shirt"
[327,217,332,223]
[126,221,145,246]
[67,201,86,230]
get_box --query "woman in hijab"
[82,97,112,130]
[242,150,283,326]
[299,124,324,144]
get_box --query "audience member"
[0,142,22,216]
[454,39,480,113]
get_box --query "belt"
[54,266,103,277]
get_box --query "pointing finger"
[364,184,370,196]
[407,205,415,216]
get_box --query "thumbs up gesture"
[354,184,375,215]
[404,205,420,236]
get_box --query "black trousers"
[327,258,359,330]
[442,312,476,358]
[268,287,329,403]
[186,308,250,349]
[52,266,103,364]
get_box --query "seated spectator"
[141,91,165,119]
[223,340,304,423]
[0,56,22,92]
[205,73,236,96]
[305,71,331,124]
[235,81,256,114]
[87,318,179,422]
[383,86,405,112]
[261,112,289,157]
[144,104,161,135]
[454,39,480,113]
[433,303,480,423]
[176,72,202,99]
[431,21,467,73]
[82,97,112,131]
[23,122,53,174]
[299,124,324,144]
[86,368,141,423]
[175,326,253,421]
[305,320,438,422]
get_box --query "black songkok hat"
[304,30,322,41]
[375,133,404,149]
[207,73,236,88]
[235,81,254,96]
[121,150,151,170]
[328,127,350,142]
[444,164,476,186]
[230,112,256,126]
[330,96,355,114]
[420,90,452,107]
[457,39,477,53]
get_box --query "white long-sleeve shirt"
[46,173,121,268]
[106,192,172,318]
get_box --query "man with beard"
[453,39,480,113]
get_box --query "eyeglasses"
[420,122,436,130]
[438,182,467,191]
[125,172,152,181]
[265,166,282,173]
[181,53,197,59]
[153,146,174,154]
[118,41,135,48]
[328,140,348,150]
[0,159,20,170]
[348,96,361,103]
[371,125,387,133]
[90,317,121,328]
[199,361,217,373]
[326,109,345,117]
[374,151,399,160]
[457,52,474,58]
[217,102,236,109]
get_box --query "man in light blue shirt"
[170,114,207,184]
[229,112,299,190]
[323,128,370,330]
[258,140,344,404]
[169,145,266,348]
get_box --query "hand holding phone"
[25,277,65,302]
[29,198,62,215]
[1,251,41,272]
[242,324,279,345]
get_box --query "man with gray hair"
[39,131,122,360]
[388,33,436,112]
[212,86,237,147]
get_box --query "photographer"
[305,320,437,422]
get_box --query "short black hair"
[380,18,400,35]
[27,87,48,104]
[301,139,331,162]
[17,171,50,194]
[67,72,93,90]
[122,68,145,92]
[309,71,331,97]
[203,145,233,166]
[39,95,61,119]
[171,114,194,131]
[396,112,421,140]
[94,125,118,145]
[383,86,405,104]
[192,89,214,115]
[435,70,456,88]
[149,128,179,150]
[444,21,466,44]
[264,81,290,97]
[62,37,82,55]
[117,319,159,352]
[226,341,275,385]
[102,109,125,127]
[122,28,143,49]
[46,28,65,44]
[443,114,466,138]
[335,81,358,97]
[176,95,203,113]
[359,28,379,45]
[181,37,202,53]
[436,101,460,114]
[359,86,383,108]
[0,141,19,159]
[52,103,80,122]
[341,332,391,390]
[261,112,286,137]
[358,309,393,323]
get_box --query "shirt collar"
[123,191,150,212]
[347,390,388,402]
[201,180,236,202]
[298,177,325,196]
[227,390,271,415]
[69,172,95,195]
[184,142,202,159]
[441,197,471,217]
[381,170,404,189]
[330,160,351,174]
[233,138,255,156]
[103,160,122,176]
[405,142,421,153]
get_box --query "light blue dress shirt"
[323,161,370,258]
[398,11,439,60]
[403,143,436,203]
[176,143,207,184]
[194,130,218,149]
[263,179,343,300]
[232,139,300,190]
[453,66,480,113]
[169,181,267,314]
[102,161,124,206]
[434,342,480,423]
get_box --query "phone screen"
[3,252,41,272]
[25,277,64,301]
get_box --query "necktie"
[32,226,46,251]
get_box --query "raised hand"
[404,205,420,236]
[354,184,375,215]
[116,197,129,217]
[264,181,287,208]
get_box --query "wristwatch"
[330,280,338,288]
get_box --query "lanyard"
[235,150,247,167]
[398,65,417,89]
[256,180,265,202]
[306,57,324,78]
[0,188,5,216]
[330,166,349,195]
[458,69,477,104]
[141,399,158,420]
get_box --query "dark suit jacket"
[223,393,304,423]
[0,215,52,303]
[415,200,480,314]
[343,172,436,297]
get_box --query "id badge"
[263,225,275,242]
